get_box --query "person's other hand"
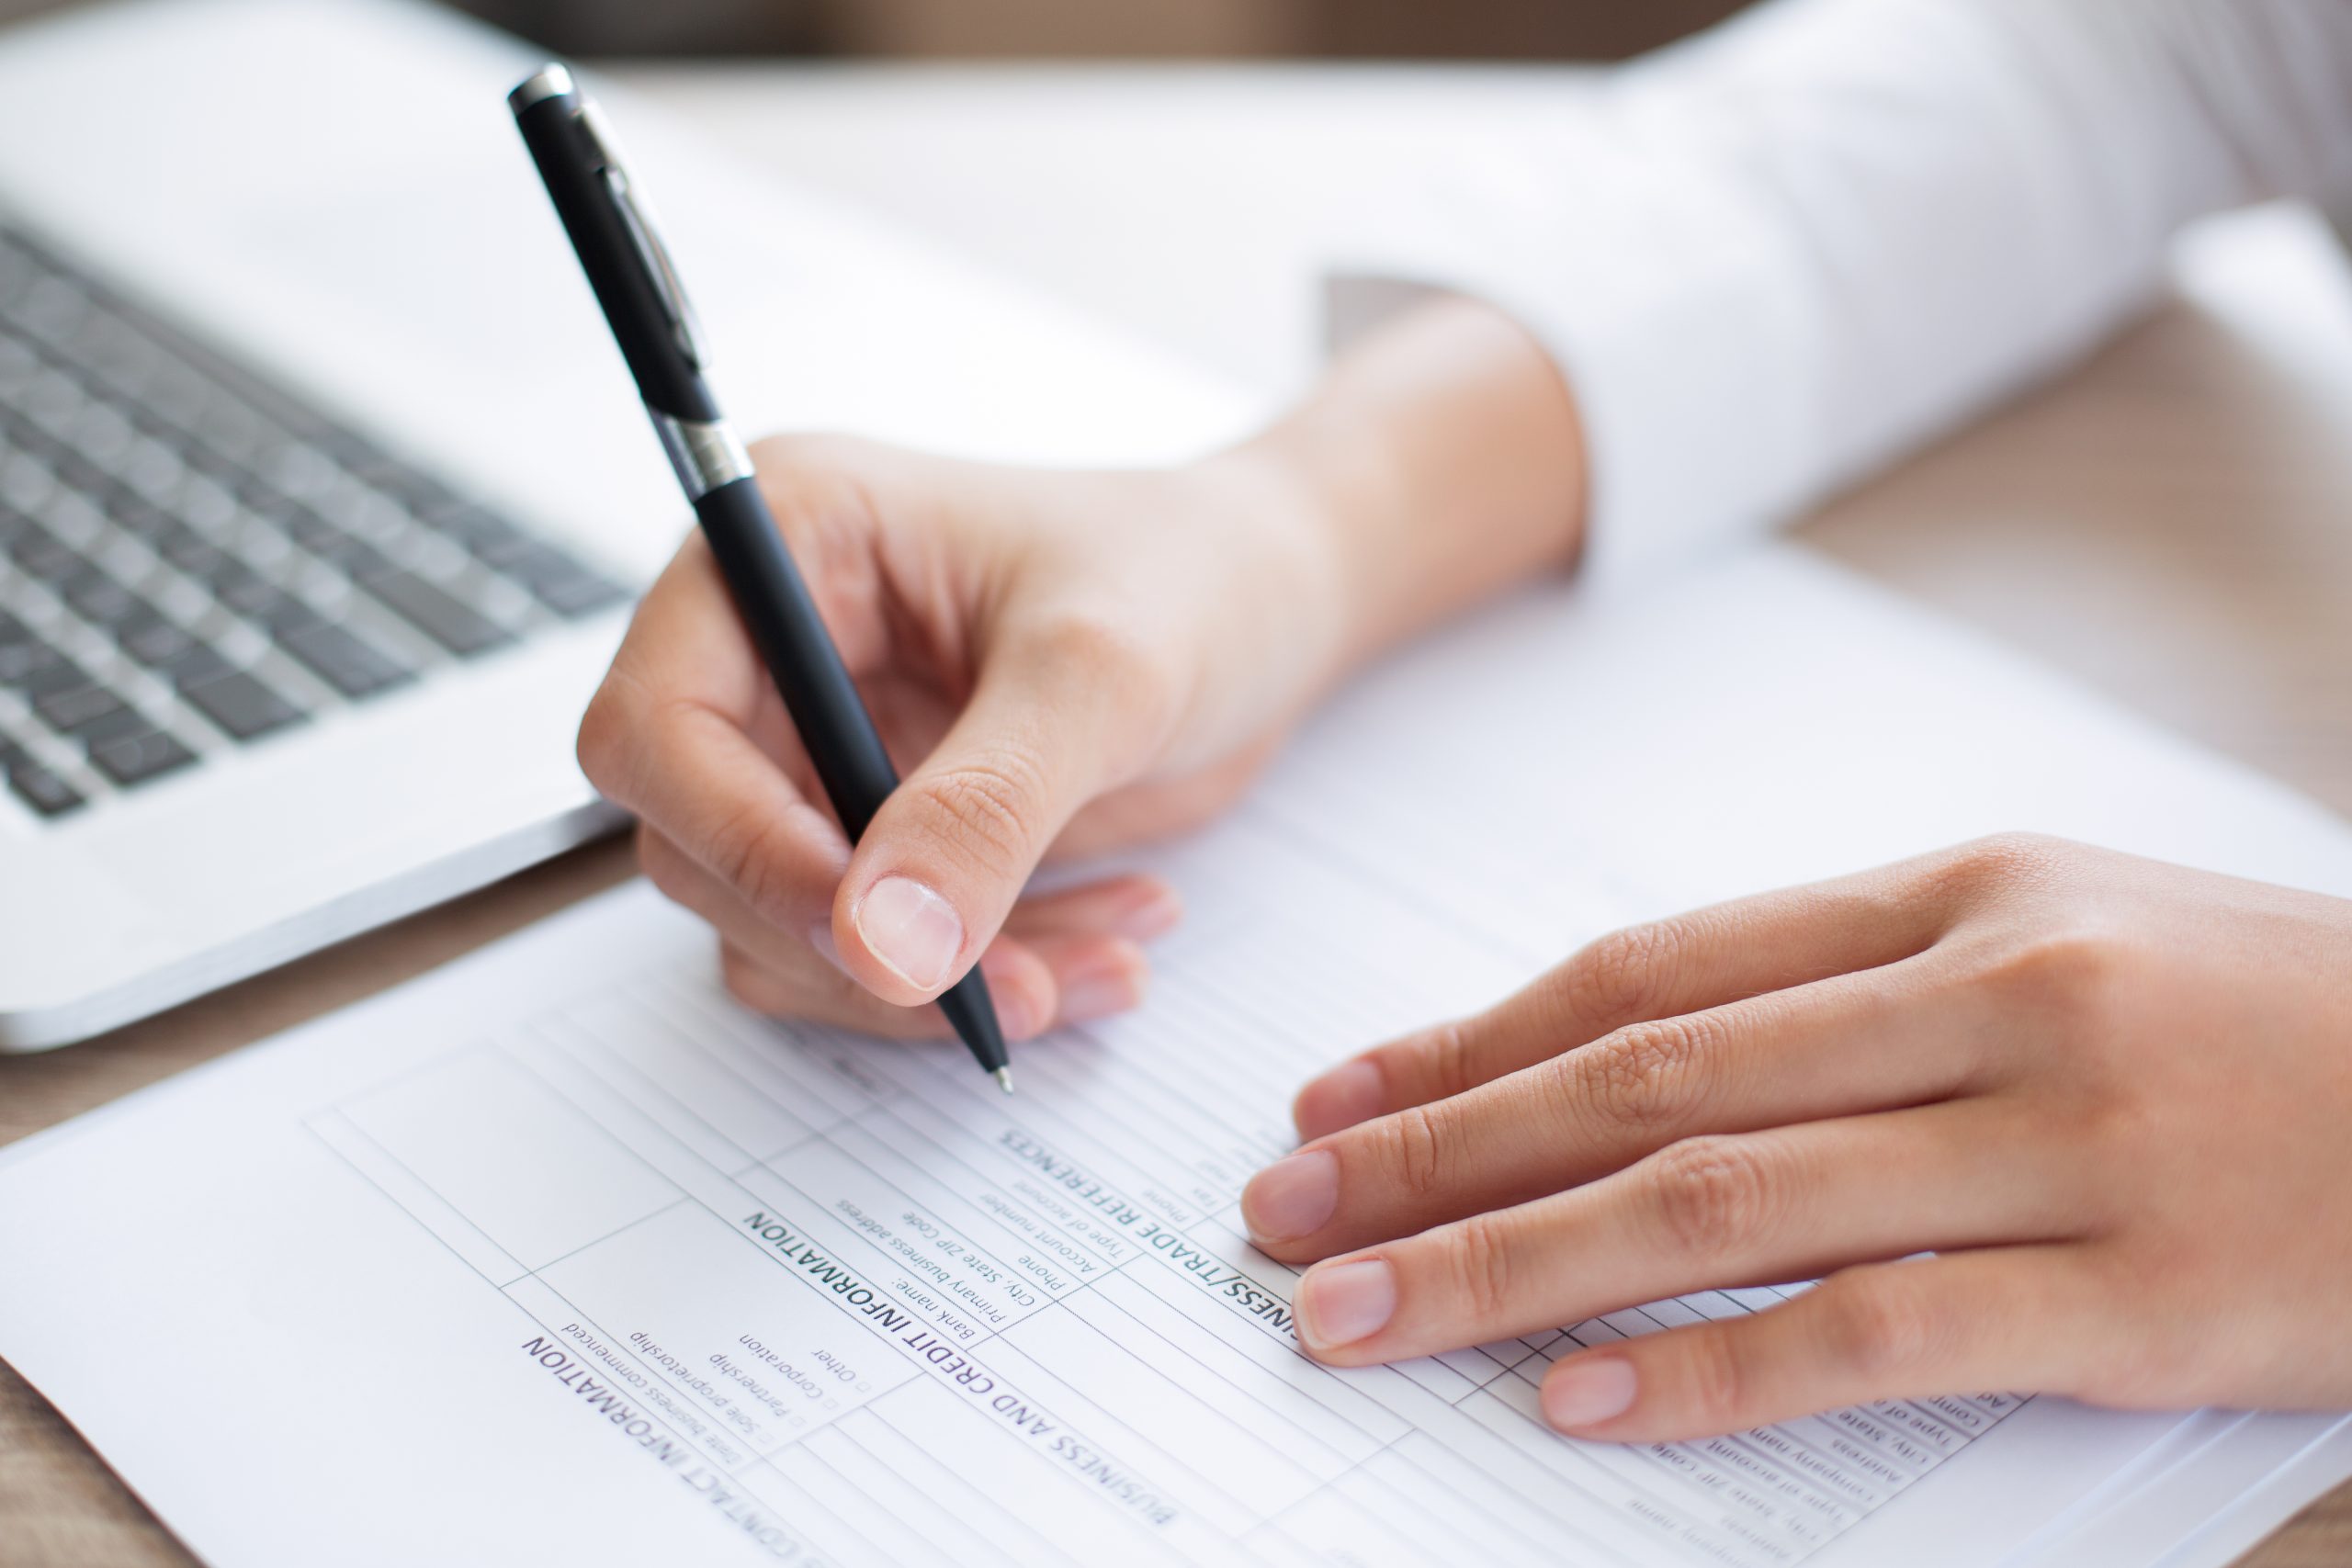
[1242,834,2352,1439]
[578,434,1350,1042]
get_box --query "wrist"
[1216,296,1589,674]
[1184,434,1375,692]
[1215,405,1418,681]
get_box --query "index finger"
[1293,840,2012,1143]
[1246,956,1986,1260]
[577,534,853,940]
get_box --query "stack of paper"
[5,2,2348,1557]
[5,547,2349,1567]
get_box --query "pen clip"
[577,101,710,375]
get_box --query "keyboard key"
[380,468,458,515]
[359,569,513,657]
[118,610,197,667]
[0,333,34,392]
[34,679,128,735]
[273,504,379,568]
[17,654,89,699]
[182,667,305,741]
[60,567,146,627]
[429,503,532,565]
[312,426,390,475]
[243,591,330,637]
[202,558,278,615]
[326,539,393,581]
[72,704,154,748]
[0,407,62,468]
[286,514,362,559]
[5,756,83,817]
[153,522,226,577]
[0,626,66,686]
[51,448,111,498]
[190,400,266,465]
[88,726,196,787]
[262,440,335,501]
[160,643,232,689]
[495,543,629,618]
[6,522,79,580]
[275,621,413,700]
[98,488,173,540]
[233,473,290,513]
[535,567,629,618]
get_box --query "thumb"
[831,618,1173,1006]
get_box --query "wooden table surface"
[6,75,2352,1568]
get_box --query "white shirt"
[1346,0,2352,585]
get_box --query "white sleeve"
[1331,0,2352,585]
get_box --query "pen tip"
[994,1066,1015,1096]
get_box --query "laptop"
[0,0,1252,1049]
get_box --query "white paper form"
[2000,1412,2352,1568]
[6,547,2352,1568]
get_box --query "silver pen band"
[649,410,754,500]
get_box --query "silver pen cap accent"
[650,410,753,500]
[508,64,575,114]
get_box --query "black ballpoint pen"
[509,64,1014,1094]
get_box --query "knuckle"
[1679,1325,1750,1430]
[1563,920,1684,1028]
[1817,1272,1944,1382]
[1408,1021,1479,1101]
[1967,829,2070,865]
[1645,1134,1778,1258]
[1927,831,2074,906]
[1445,1213,1520,1324]
[705,800,804,925]
[2075,1089,2164,1161]
[1381,1103,1453,1203]
[1570,1014,1713,1136]
[1030,612,1161,686]
[1978,925,2133,1021]
[917,750,1051,874]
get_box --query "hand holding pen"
[514,66,1054,1084]
[511,72,1588,1065]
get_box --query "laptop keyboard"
[0,219,630,821]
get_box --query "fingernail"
[1058,967,1144,1023]
[1544,1358,1638,1430]
[1294,1058,1385,1141]
[1242,1148,1340,1242]
[806,923,850,977]
[854,876,965,992]
[1110,886,1185,942]
[1296,1258,1396,1350]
